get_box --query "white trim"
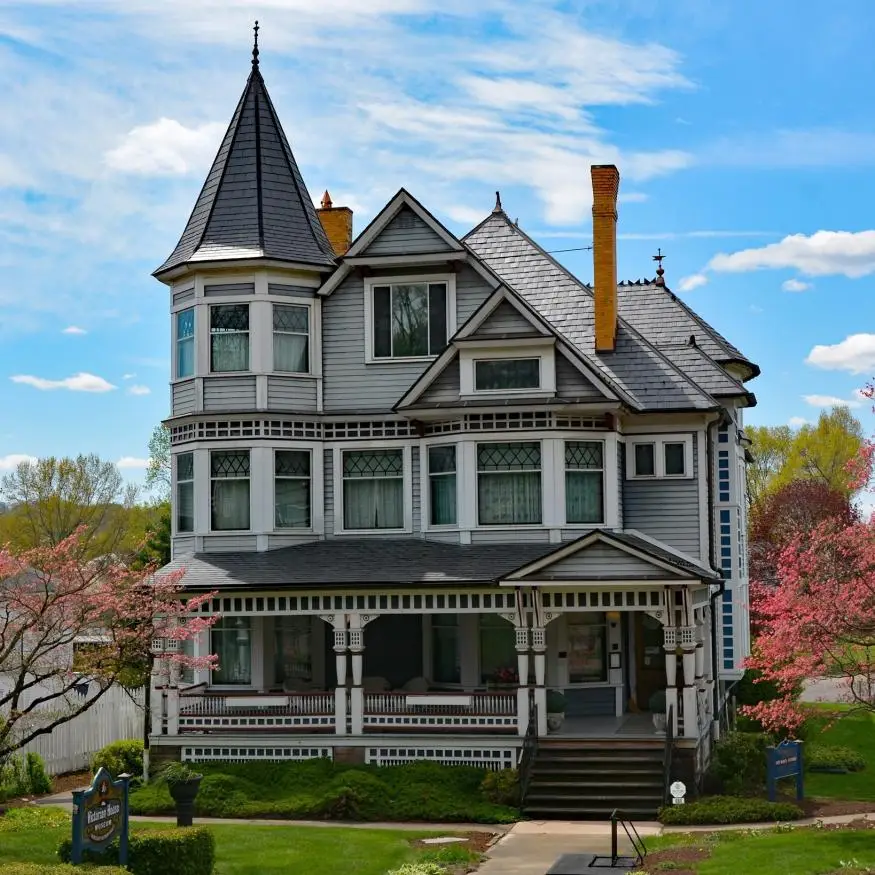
[271,298,315,376]
[697,430,709,559]
[271,446,319,534]
[344,252,468,267]
[626,434,694,480]
[208,447,253,534]
[459,346,556,398]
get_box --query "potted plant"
[162,761,203,827]
[649,690,667,734]
[546,690,567,731]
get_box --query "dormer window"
[459,343,556,397]
[474,357,540,392]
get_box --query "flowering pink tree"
[0,529,216,764]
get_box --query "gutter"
[707,415,725,719]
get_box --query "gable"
[416,358,461,405]
[467,299,548,339]
[556,354,607,401]
[362,206,454,256]
[518,541,684,581]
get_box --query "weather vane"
[653,248,666,286]
[252,20,260,67]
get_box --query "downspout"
[707,416,725,720]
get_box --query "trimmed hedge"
[91,740,144,780]
[59,827,215,875]
[0,867,128,874]
[658,796,804,825]
[480,769,519,806]
[806,743,866,773]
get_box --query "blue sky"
[1,0,874,493]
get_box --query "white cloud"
[122,373,136,380]
[806,334,875,375]
[10,372,116,392]
[0,453,38,471]
[443,204,488,225]
[678,273,708,292]
[62,325,87,335]
[749,304,763,314]
[803,394,862,409]
[126,385,151,396]
[116,456,149,470]
[618,192,648,204]
[104,118,226,176]
[709,231,875,278]
[788,416,810,427]
[782,278,811,292]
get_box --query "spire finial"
[493,191,503,213]
[652,247,666,286]
[252,20,260,67]
[321,190,333,209]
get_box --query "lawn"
[0,809,477,875]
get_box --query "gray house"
[149,47,757,816]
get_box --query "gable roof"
[154,61,336,278]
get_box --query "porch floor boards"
[552,713,661,740]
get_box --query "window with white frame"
[210,304,249,372]
[565,441,604,524]
[273,304,309,373]
[474,357,540,392]
[342,449,404,530]
[210,450,250,531]
[371,281,447,359]
[430,615,460,684]
[664,442,686,476]
[477,441,542,525]
[273,616,312,688]
[211,617,252,685]
[176,309,194,379]
[274,450,311,529]
[627,436,693,479]
[428,445,456,526]
[176,452,194,533]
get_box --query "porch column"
[149,644,170,735]
[701,606,715,722]
[531,626,547,736]
[321,615,348,736]
[679,624,699,740]
[663,626,679,736]
[515,625,530,738]
[349,614,366,736]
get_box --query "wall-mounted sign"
[70,767,131,865]
[766,740,804,802]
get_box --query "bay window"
[342,448,404,530]
[477,441,542,525]
[274,450,311,529]
[176,452,194,533]
[565,441,604,524]
[212,617,252,685]
[428,445,457,526]
[474,357,540,391]
[430,615,460,684]
[273,304,309,373]
[210,450,250,531]
[371,281,447,359]
[176,308,194,379]
[210,304,249,372]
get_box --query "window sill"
[460,390,553,399]
[207,370,252,377]
[272,371,317,379]
[337,527,412,536]
[366,355,437,365]
[272,528,316,534]
[208,529,253,535]
[171,376,196,384]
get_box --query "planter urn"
[168,777,202,827]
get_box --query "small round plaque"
[669,781,687,799]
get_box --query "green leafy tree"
[145,425,171,502]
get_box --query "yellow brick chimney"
[317,191,353,256]
[591,165,620,353]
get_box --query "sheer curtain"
[275,478,310,528]
[428,446,456,525]
[478,472,541,525]
[212,618,252,685]
[344,478,403,529]
[566,471,603,523]
[211,333,249,372]
[274,333,308,372]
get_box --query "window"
[342,449,404,530]
[431,615,460,684]
[565,441,604,524]
[275,450,311,529]
[428,445,456,526]
[474,358,540,391]
[273,617,312,687]
[273,304,309,373]
[477,442,542,525]
[176,452,194,533]
[627,436,693,480]
[664,442,686,476]
[567,613,607,683]
[210,450,250,531]
[211,617,252,685]
[479,615,516,684]
[210,304,249,372]
[176,309,194,379]
[634,443,655,477]
[372,282,447,359]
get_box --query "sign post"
[71,767,131,866]
[766,740,804,802]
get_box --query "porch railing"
[519,695,538,801]
[362,691,517,731]
[663,703,675,805]
[177,690,335,732]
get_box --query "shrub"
[0,754,52,800]
[387,865,444,875]
[60,827,215,875]
[0,866,128,874]
[707,731,772,796]
[807,743,866,773]
[92,740,144,780]
[546,690,566,713]
[658,796,804,825]
[161,761,202,787]
[0,807,69,833]
[481,769,520,806]
[25,754,52,795]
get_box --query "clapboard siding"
[202,535,258,553]
[418,359,460,405]
[324,449,334,537]
[556,355,604,400]
[525,542,665,579]
[623,438,700,558]
[172,287,195,306]
[267,534,320,549]
[171,537,196,558]
[204,282,255,297]
[564,687,615,718]
[172,379,197,415]
[471,300,540,337]
[203,376,257,410]
[469,528,552,544]
[456,265,495,324]
[423,531,462,544]
[267,376,317,411]
[268,283,316,298]
[363,206,452,255]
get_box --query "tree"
[133,503,171,569]
[745,424,793,512]
[0,529,216,765]
[145,425,171,503]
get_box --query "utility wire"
[546,245,593,254]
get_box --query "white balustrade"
[177,691,335,731]
[362,691,517,731]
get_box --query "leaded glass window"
[210,304,249,373]
[210,450,250,531]
[565,441,604,524]
[474,358,540,391]
[176,452,194,533]
[428,445,457,526]
[273,304,309,373]
[477,441,542,525]
[275,450,311,529]
[342,449,404,530]
[372,282,447,358]
[176,309,194,379]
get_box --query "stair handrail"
[518,694,538,802]
[663,702,675,805]
[610,808,646,866]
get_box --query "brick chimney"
[317,191,353,256]
[591,165,620,353]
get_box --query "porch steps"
[523,740,665,821]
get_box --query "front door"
[634,613,666,710]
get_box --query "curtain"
[177,337,194,379]
[211,333,249,372]
[343,479,403,529]
[211,479,250,530]
[274,333,308,373]
[478,472,541,525]
[430,474,456,525]
[566,471,603,523]
[212,618,252,685]
[273,617,312,685]
[275,478,310,528]
[431,616,460,684]
[479,616,516,683]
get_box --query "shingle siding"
[362,206,451,255]
[268,283,317,298]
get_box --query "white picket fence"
[13,685,145,775]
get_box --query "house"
[148,41,757,815]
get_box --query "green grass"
[0,809,468,875]
[802,706,875,801]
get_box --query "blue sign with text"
[766,740,804,802]
[70,767,131,866]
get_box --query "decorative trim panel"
[182,746,332,762]
[364,746,516,770]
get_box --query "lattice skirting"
[364,746,516,770]
[181,746,333,763]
